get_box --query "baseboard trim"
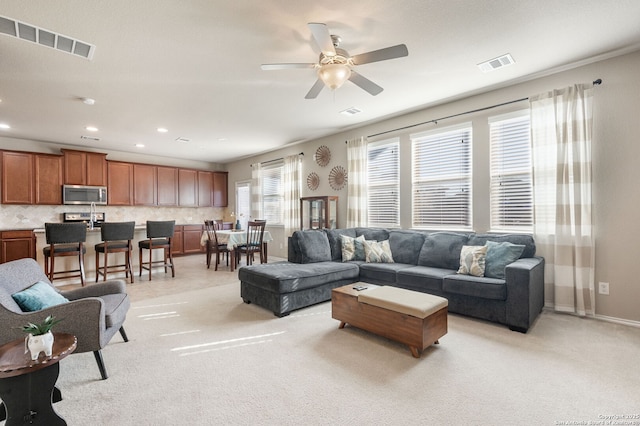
[543,304,640,328]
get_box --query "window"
[235,180,251,230]
[411,124,472,230]
[367,138,400,228]
[489,111,533,232]
[261,162,283,225]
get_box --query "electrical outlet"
[598,282,610,295]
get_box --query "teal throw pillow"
[484,241,525,279]
[341,235,366,262]
[363,239,394,263]
[12,281,69,312]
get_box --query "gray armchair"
[0,258,130,380]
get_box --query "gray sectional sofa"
[238,228,545,332]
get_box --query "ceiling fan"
[261,22,409,99]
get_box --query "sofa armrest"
[504,256,545,332]
[59,279,127,300]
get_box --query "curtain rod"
[364,78,603,139]
[251,152,304,167]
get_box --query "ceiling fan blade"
[261,63,316,70]
[351,44,409,65]
[305,79,325,99]
[348,71,383,96]
[308,22,336,56]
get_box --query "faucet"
[89,202,96,230]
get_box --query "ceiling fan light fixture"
[317,63,351,90]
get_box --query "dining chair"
[235,220,266,267]
[43,222,87,286]
[138,220,175,281]
[95,221,135,283]
[204,220,230,271]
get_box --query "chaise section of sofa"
[238,227,544,332]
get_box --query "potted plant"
[22,315,62,361]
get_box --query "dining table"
[200,229,273,272]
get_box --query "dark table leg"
[0,363,66,425]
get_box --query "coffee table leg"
[339,321,346,329]
[410,346,420,358]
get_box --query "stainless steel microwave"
[62,185,107,205]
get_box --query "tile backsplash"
[0,205,228,230]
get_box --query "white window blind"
[411,124,472,229]
[261,163,283,224]
[489,112,533,232]
[367,139,400,228]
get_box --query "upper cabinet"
[133,164,157,206]
[62,150,107,186]
[107,161,134,205]
[178,169,198,206]
[197,171,213,207]
[213,171,228,207]
[1,151,34,204]
[157,166,178,206]
[34,154,63,205]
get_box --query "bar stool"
[43,222,87,286]
[138,220,175,281]
[95,221,136,283]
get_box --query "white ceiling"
[1,0,640,164]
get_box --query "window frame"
[260,161,284,225]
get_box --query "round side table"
[0,332,77,426]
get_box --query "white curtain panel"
[250,162,262,220]
[283,154,301,248]
[530,84,595,316]
[346,136,368,227]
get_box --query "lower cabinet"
[0,230,36,264]
[172,225,205,256]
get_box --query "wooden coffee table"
[331,284,448,358]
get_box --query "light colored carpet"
[48,280,640,425]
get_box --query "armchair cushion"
[12,281,69,312]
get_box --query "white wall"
[226,49,640,324]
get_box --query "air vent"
[0,15,95,60]
[340,107,362,116]
[80,135,100,141]
[175,137,191,143]
[477,54,515,73]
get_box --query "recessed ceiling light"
[81,97,95,105]
[0,123,10,129]
[157,127,168,133]
[85,126,98,132]
[135,144,145,148]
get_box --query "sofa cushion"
[418,232,470,270]
[389,230,426,265]
[443,274,507,300]
[355,227,389,242]
[293,230,332,263]
[363,239,394,263]
[324,228,357,261]
[359,262,411,284]
[238,262,359,293]
[467,233,535,258]
[457,245,488,277]
[483,241,525,279]
[341,235,366,262]
[12,281,69,312]
[396,266,454,292]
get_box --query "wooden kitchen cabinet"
[133,164,157,206]
[157,166,178,206]
[0,230,36,264]
[34,153,63,205]
[107,161,134,205]
[62,150,107,186]
[172,225,184,255]
[178,169,198,206]
[197,171,213,207]
[1,151,34,204]
[182,224,205,254]
[213,171,228,207]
